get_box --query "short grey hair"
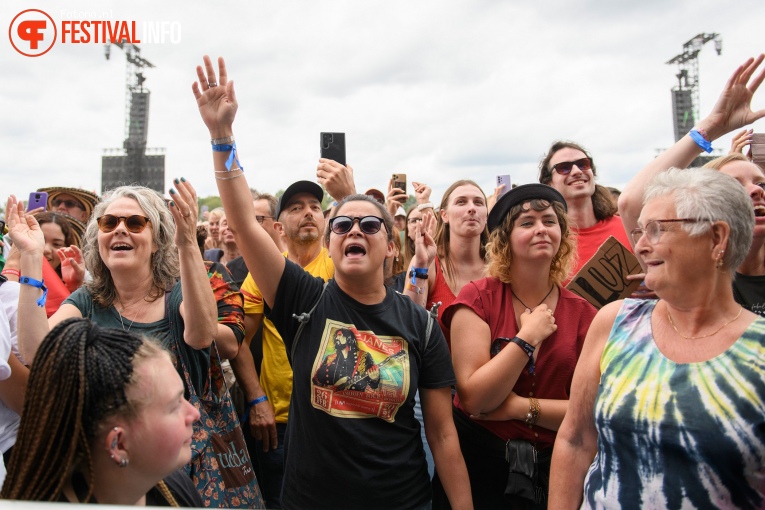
[83,186,179,307]
[643,168,753,272]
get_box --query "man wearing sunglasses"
[539,141,632,277]
[237,180,334,508]
[37,187,99,223]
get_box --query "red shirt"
[570,215,632,278]
[442,277,597,448]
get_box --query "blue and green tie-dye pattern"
[583,299,765,510]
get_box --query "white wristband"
[417,202,434,212]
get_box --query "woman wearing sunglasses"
[436,184,596,509]
[193,55,472,510]
[6,182,264,507]
[538,141,632,278]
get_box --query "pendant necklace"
[511,284,555,311]
[117,293,151,332]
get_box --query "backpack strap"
[290,281,330,362]
[424,301,441,352]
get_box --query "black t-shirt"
[146,469,203,507]
[267,260,456,510]
[733,272,765,317]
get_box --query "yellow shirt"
[241,247,334,423]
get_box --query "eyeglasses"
[630,218,711,245]
[51,198,85,210]
[329,215,386,235]
[407,217,423,225]
[96,214,151,233]
[551,157,592,176]
[256,215,275,224]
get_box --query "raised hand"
[192,55,238,138]
[57,245,85,292]
[317,159,356,201]
[168,178,200,249]
[729,128,754,157]
[412,181,432,205]
[5,195,44,256]
[413,211,437,268]
[703,55,765,140]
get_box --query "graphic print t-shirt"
[268,260,456,510]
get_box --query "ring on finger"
[208,81,217,88]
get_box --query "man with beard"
[313,328,380,391]
[238,180,334,508]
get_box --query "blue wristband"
[211,141,244,171]
[19,276,47,307]
[409,267,428,285]
[689,129,713,153]
[245,395,268,420]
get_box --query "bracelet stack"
[211,135,244,172]
[689,128,713,153]
[525,397,540,427]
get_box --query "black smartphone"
[392,173,407,195]
[27,191,48,212]
[320,132,346,166]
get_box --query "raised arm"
[6,196,81,362]
[402,210,437,306]
[170,179,218,349]
[548,300,620,509]
[192,56,285,307]
[619,54,765,238]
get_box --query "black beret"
[488,183,567,232]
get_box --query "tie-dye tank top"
[583,299,765,509]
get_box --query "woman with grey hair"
[6,181,264,507]
[549,168,765,508]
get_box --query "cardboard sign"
[566,236,642,309]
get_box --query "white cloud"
[1,0,763,206]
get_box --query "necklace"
[666,305,743,340]
[116,293,151,332]
[511,285,555,311]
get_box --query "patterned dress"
[584,299,765,510]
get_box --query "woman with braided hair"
[6,181,265,507]
[1,318,201,505]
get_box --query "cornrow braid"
[1,318,146,501]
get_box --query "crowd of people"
[0,52,763,509]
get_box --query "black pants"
[432,406,551,510]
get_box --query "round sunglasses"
[329,215,386,235]
[96,214,151,233]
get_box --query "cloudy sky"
[2,0,764,206]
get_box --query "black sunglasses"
[51,198,85,210]
[329,215,386,235]
[551,157,592,175]
[96,214,151,233]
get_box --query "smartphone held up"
[320,132,346,167]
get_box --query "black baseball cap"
[276,181,324,219]
[488,183,567,232]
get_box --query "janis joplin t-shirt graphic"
[310,319,409,423]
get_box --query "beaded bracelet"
[525,397,540,427]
